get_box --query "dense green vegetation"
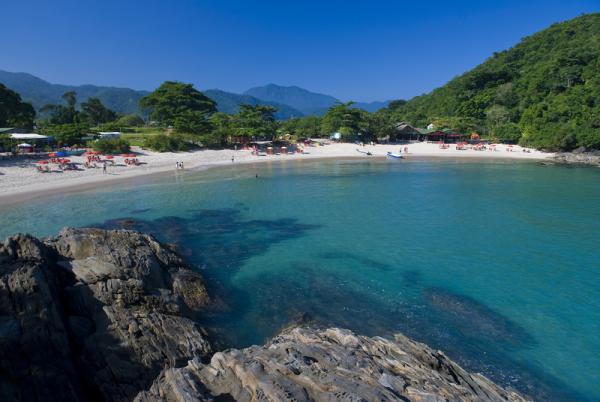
[92,138,131,154]
[139,81,217,134]
[0,83,35,129]
[386,13,600,150]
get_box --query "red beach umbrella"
[36,160,49,164]
[106,155,114,159]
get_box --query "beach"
[0,142,552,204]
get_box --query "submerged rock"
[1,228,526,402]
[137,327,527,402]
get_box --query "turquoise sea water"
[1,158,599,400]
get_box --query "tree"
[139,81,217,134]
[0,84,35,129]
[39,123,89,146]
[115,114,145,127]
[207,112,235,146]
[321,102,363,139]
[40,91,80,125]
[80,97,117,126]
[279,116,322,138]
[232,105,278,140]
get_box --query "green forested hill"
[389,13,600,150]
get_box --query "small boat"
[356,148,372,156]
[386,152,403,159]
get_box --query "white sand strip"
[0,142,553,205]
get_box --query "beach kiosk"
[10,133,50,152]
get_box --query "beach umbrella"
[18,143,32,147]
[49,152,57,157]
[55,151,67,157]
[106,155,114,159]
[36,160,49,164]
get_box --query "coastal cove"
[1,158,599,400]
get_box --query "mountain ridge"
[0,70,390,121]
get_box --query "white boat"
[386,152,403,159]
[356,148,372,156]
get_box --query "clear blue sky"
[1,0,597,102]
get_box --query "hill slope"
[389,13,600,150]
[0,70,148,115]
[204,89,304,119]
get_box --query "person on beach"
[180,161,184,169]
[102,162,107,174]
[231,156,235,163]
[404,146,408,153]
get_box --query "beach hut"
[393,122,420,142]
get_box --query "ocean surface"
[1,158,599,400]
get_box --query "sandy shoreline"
[0,142,553,206]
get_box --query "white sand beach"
[0,142,553,204]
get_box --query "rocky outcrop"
[136,327,526,402]
[1,228,526,402]
[0,228,212,402]
[552,150,600,166]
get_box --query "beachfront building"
[392,122,421,142]
[416,128,467,143]
[0,127,28,135]
[8,133,51,153]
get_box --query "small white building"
[9,133,50,140]
[98,132,121,139]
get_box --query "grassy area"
[120,127,167,147]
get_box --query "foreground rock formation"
[0,228,526,402]
[0,228,211,402]
[136,327,526,402]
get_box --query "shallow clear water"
[1,158,599,400]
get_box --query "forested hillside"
[389,13,600,150]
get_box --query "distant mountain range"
[0,70,390,120]
[0,70,148,115]
[244,84,390,114]
[203,89,304,120]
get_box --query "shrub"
[92,138,131,154]
[143,134,189,152]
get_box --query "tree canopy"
[0,83,35,129]
[139,81,217,134]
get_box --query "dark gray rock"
[552,152,600,166]
[0,228,212,402]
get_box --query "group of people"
[175,161,185,169]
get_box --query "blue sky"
[1,0,597,102]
